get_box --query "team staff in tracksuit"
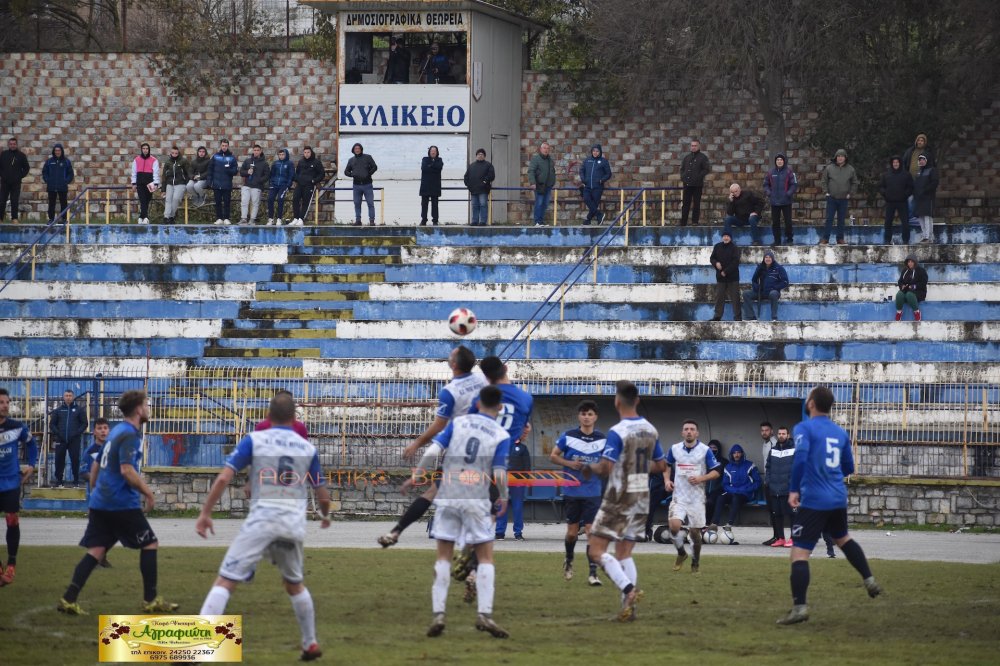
[267,149,294,226]
[579,144,612,224]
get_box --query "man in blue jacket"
[42,143,74,223]
[49,390,88,488]
[207,139,239,225]
[742,250,790,321]
[764,153,798,245]
[267,148,294,226]
[708,443,760,536]
[579,144,612,225]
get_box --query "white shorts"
[668,499,707,529]
[218,513,305,584]
[430,501,494,545]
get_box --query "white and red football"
[448,307,477,336]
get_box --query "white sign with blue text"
[339,85,470,134]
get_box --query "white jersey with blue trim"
[436,371,489,420]
[433,414,511,505]
[666,441,720,506]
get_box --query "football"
[448,307,477,335]
[717,528,734,545]
[703,529,719,544]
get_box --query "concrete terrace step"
[202,345,321,359]
[279,263,397,274]
[0,243,287,264]
[21,263,273,282]
[228,318,340,330]
[266,272,386,284]
[254,290,369,302]
[381,263,1000,284]
[287,254,401,265]
[303,235,416,247]
[0,338,207,357]
[369,281,997,303]
[0,357,190,376]
[336,319,1000,343]
[0,224,304,245]
[222,326,337,338]
[2,280,255,300]
[238,307,355,320]
[403,243,1000,267]
[0,318,221,338]
[0,300,241,319]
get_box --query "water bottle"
[849,215,856,226]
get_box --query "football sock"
[587,551,598,576]
[395,497,432,535]
[289,588,317,650]
[200,585,231,615]
[64,554,100,602]
[620,557,637,586]
[840,539,873,579]
[140,549,157,602]
[476,563,495,615]
[432,559,451,614]
[599,552,632,591]
[564,537,577,562]
[691,528,703,561]
[671,529,685,553]
[791,560,810,605]
[6,523,19,565]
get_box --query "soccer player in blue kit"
[57,390,178,615]
[777,385,882,625]
[0,387,38,587]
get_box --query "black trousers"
[771,204,792,242]
[54,437,81,484]
[714,282,742,320]
[884,201,909,243]
[420,196,439,224]
[213,188,232,220]
[681,185,703,225]
[0,180,21,220]
[768,493,792,538]
[293,186,314,219]
[48,191,68,221]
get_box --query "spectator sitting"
[723,182,764,246]
[709,444,760,530]
[185,146,211,207]
[894,255,927,322]
[704,439,727,526]
[742,249,790,321]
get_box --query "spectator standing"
[42,143,75,223]
[291,146,325,227]
[704,439,728,527]
[723,183,764,246]
[894,255,927,322]
[764,426,795,547]
[185,146,211,207]
[579,144,612,225]
[758,421,778,472]
[267,148,294,226]
[528,142,557,227]
[764,153,798,245]
[419,41,450,84]
[913,155,939,243]
[239,144,270,226]
[709,443,761,531]
[345,143,377,227]
[742,250,790,321]
[464,148,495,226]
[49,390,88,488]
[879,156,914,245]
[159,146,190,225]
[902,133,936,175]
[207,140,238,225]
[383,36,410,84]
[820,149,857,245]
[419,146,443,226]
[709,230,742,321]
[0,138,30,223]
[680,139,711,226]
[496,436,530,541]
[130,143,158,226]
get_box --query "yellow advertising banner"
[98,615,242,662]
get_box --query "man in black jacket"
[345,143,378,226]
[764,426,795,547]
[49,390,88,487]
[710,231,742,321]
[383,36,410,84]
[291,146,325,227]
[723,183,764,246]
[880,156,914,245]
[0,138,30,222]
[464,149,495,226]
[680,139,710,226]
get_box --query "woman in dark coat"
[894,255,928,321]
[912,154,939,243]
[419,145,443,226]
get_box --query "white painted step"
[0,244,287,264]
[0,318,222,338]
[2,281,255,300]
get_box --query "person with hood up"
[708,443,761,533]
[894,255,928,321]
[902,133,936,176]
[266,148,294,226]
[679,139,711,226]
[764,153,798,245]
[463,148,495,226]
[0,137,30,222]
[129,143,158,225]
[345,143,377,226]
[880,155,914,245]
[159,146,190,225]
[819,148,857,245]
[290,146,325,227]
[742,249,790,321]
[764,426,796,547]
[579,144,612,225]
[42,143,75,223]
[709,230,741,321]
[528,142,556,226]
[185,146,211,207]
[913,155,939,243]
[419,145,443,226]
[207,139,238,225]
[238,144,270,225]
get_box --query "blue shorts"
[564,496,601,526]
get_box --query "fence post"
[642,190,647,226]
[380,188,385,226]
[963,383,969,476]
[593,244,599,283]
[488,190,493,226]
[184,196,189,225]
[314,189,320,226]
[624,207,630,247]
[85,189,90,224]
[552,188,558,226]
[105,189,111,225]
[525,330,531,360]
[850,381,861,474]
[30,245,36,281]
[126,196,131,224]
[660,189,665,225]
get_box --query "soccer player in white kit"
[664,419,722,574]
[196,393,332,662]
[404,385,511,639]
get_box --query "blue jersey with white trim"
[0,418,38,493]
[90,422,143,511]
[556,428,606,497]
[470,383,534,444]
[790,416,855,510]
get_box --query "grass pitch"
[1,546,998,665]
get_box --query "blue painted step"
[3,338,208,358]
[27,263,272,282]
[22,497,89,511]
[0,300,241,318]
